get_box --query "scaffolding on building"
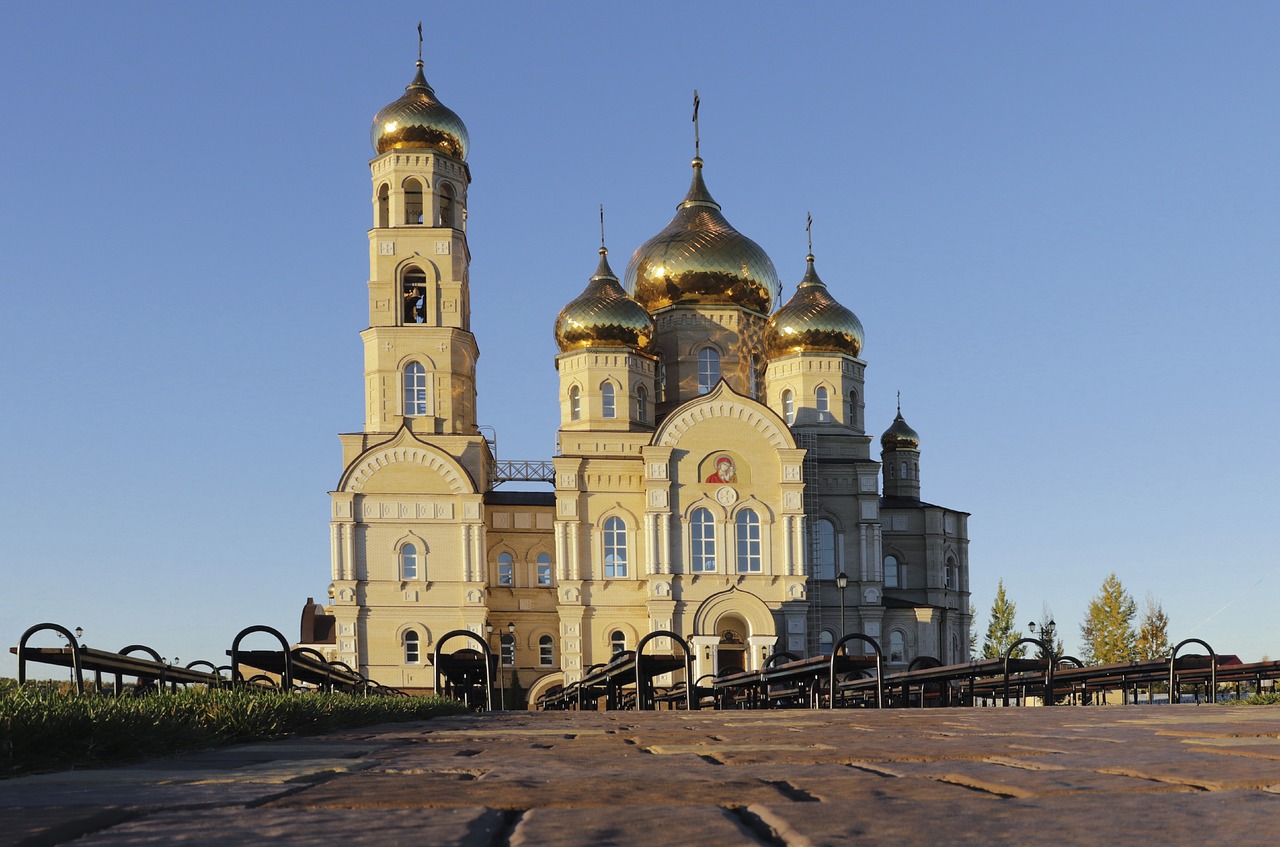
[794,430,826,657]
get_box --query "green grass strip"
[1,687,467,776]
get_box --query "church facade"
[306,54,972,702]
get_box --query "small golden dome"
[624,159,780,314]
[881,408,921,452]
[555,249,655,353]
[764,255,865,358]
[371,61,469,159]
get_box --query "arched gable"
[691,586,776,638]
[653,381,795,451]
[338,426,477,495]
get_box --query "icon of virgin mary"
[705,455,736,484]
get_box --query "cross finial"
[599,203,606,249]
[417,21,423,61]
[692,89,701,158]
[897,391,902,415]
[806,212,813,255]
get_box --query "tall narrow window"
[816,387,830,422]
[901,461,908,479]
[889,631,905,663]
[601,382,616,419]
[848,390,858,427]
[403,267,428,324]
[818,630,834,656]
[376,183,390,228]
[404,363,428,416]
[636,384,648,424]
[500,634,515,666]
[697,348,720,394]
[813,519,836,580]
[403,631,420,664]
[884,555,900,588]
[610,630,626,657]
[748,355,761,399]
[782,390,795,425]
[404,177,424,224]
[603,517,628,578]
[656,359,666,403]
[690,507,716,572]
[400,544,418,580]
[438,182,455,227]
[536,553,552,586]
[945,557,958,590]
[539,635,554,666]
[497,552,514,586]
[735,509,762,573]
[569,385,581,421]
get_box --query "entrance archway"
[716,614,748,674]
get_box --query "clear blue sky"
[3,3,1279,678]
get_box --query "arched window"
[404,363,428,416]
[438,182,455,227]
[400,543,418,580]
[690,508,716,572]
[569,385,581,421]
[735,509,762,573]
[538,635,554,666]
[403,631,420,664]
[402,267,428,324]
[376,183,390,228]
[603,517,627,578]
[901,461,908,479]
[636,384,648,424]
[848,390,858,427]
[610,630,627,657]
[782,390,795,425]
[697,348,720,394]
[884,555,900,588]
[497,552,514,586]
[655,359,666,403]
[601,382,616,419]
[816,387,830,422]
[500,633,515,666]
[404,177,424,224]
[945,557,958,590]
[888,630,906,663]
[818,630,834,656]
[536,553,552,586]
[813,519,836,580]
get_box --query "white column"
[342,523,355,581]
[859,524,869,582]
[782,516,794,575]
[569,522,581,580]
[554,522,567,581]
[644,513,657,575]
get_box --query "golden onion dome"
[555,248,655,353]
[764,254,865,358]
[623,158,780,314]
[371,60,469,159]
[881,407,921,452]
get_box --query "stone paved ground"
[3,707,1279,846]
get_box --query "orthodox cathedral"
[301,51,973,702]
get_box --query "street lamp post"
[505,622,516,710]
[486,622,504,711]
[835,572,849,642]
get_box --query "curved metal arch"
[1169,638,1217,705]
[432,629,493,711]
[15,623,84,691]
[230,625,293,688]
[634,630,695,711]
[1002,637,1054,707]
[832,633,883,709]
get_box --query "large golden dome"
[764,254,864,358]
[881,408,921,451]
[371,60,469,159]
[555,249,655,353]
[623,158,780,314]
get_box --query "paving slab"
[2,706,1279,846]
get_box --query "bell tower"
[362,54,477,439]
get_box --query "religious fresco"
[699,452,749,486]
